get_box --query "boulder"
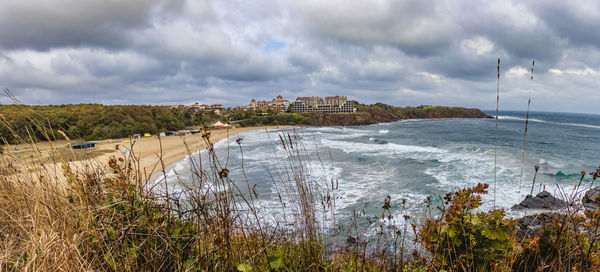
[511,191,567,210]
[582,187,600,211]
[514,212,560,241]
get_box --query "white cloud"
[461,37,494,55]
[505,66,530,79]
[549,67,600,77]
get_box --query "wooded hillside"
[0,104,216,143]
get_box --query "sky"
[0,0,599,114]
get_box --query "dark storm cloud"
[0,0,184,50]
[291,0,458,56]
[1,0,600,113]
[525,0,600,48]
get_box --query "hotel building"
[292,95,356,113]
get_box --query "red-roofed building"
[245,95,290,112]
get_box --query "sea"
[153,110,600,236]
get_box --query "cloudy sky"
[1,0,599,113]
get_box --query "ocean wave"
[497,116,545,123]
[564,122,600,129]
[399,119,426,123]
[538,158,566,169]
[330,133,368,139]
[498,115,600,129]
[543,170,581,179]
[423,146,525,211]
[307,126,366,133]
[320,139,445,156]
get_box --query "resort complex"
[170,102,224,113]
[237,95,291,112]
[292,95,357,113]
[237,95,357,114]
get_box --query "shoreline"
[0,125,290,189]
[126,125,289,181]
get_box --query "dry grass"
[0,114,335,271]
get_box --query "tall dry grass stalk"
[494,58,500,209]
[518,60,534,206]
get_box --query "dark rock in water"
[582,187,600,211]
[514,212,560,241]
[511,191,567,210]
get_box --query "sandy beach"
[3,125,286,181]
[125,126,287,178]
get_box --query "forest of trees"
[0,104,218,143]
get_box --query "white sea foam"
[399,119,426,123]
[539,158,566,169]
[330,133,368,139]
[498,115,600,130]
[497,116,545,123]
[378,129,390,134]
[320,139,445,157]
[423,145,525,210]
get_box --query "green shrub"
[420,183,516,271]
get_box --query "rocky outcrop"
[583,187,600,211]
[514,212,561,241]
[511,191,567,211]
[403,106,492,119]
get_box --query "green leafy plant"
[419,183,516,271]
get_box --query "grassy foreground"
[1,115,600,271]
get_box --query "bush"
[419,183,516,271]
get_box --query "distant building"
[208,104,223,110]
[248,99,257,109]
[244,95,290,112]
[180,102,223,112]
[325,95,347,106]
[271,95,290,111]
[292,95,356,113]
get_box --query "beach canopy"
[210,121,231,128]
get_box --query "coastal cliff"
[305,104,490,126]
[308,106,399,126]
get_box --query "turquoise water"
[155,110,600,233]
